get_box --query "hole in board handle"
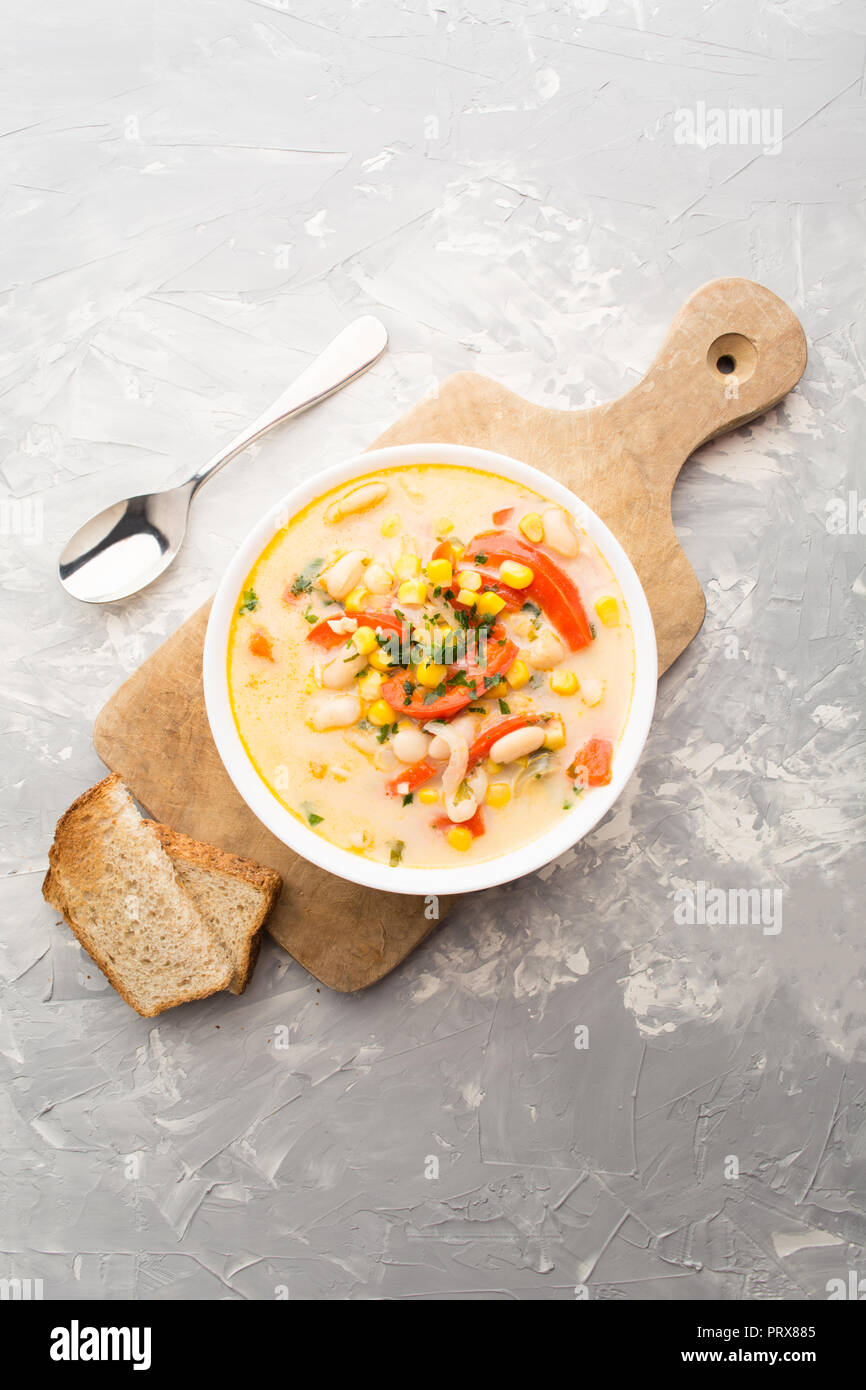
[707,333,757,385]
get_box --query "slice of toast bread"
[42,775,233,1017]
[148,823,282,994]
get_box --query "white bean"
[324,480,389,523]
[392,727,430,764]
[489,725,546,764]
[542,507,579,557]
[526,629,565,670]
[321,645,367,689]
[323,549,366,600]
[310,692,361,730]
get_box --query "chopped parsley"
[423,681,447,704]
[238,588,258,614]
[474,552,488,564]
[402,793,414,807]
[403,679,414,700]
[389,840,405,866]
[307,812,324,827]
[521,600,541,618]
[498,698,510,715]
[289,557,323,596]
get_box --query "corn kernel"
[446,825,473,852]
[506,658,530,689]
[352,625,378,656]
[457,569,482,592]
[308,761,327,780]
[493,679,508,697]
[381,514,401,538]
[518,512,544,543]
[485,757,501,775]
[499,560,534,589]
[368,699,396,726]
[476,590,506,618]
[394,553,421,580]
[368,647,393,672]
[344,585,370,613]
[450,541,465,559]
[426,557,453,586]
[418,787,439,805]
[397,578,428,606]
[416,660,447,689]
[550,669,580,696]
[435,517,454,536]
[485,782,511,809]
[543,716,566,750]
[456,588,477,608]
[595,596,619,628]
[358,669,384,701]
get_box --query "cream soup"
[227,464,635,869]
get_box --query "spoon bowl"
[59,485,193,603]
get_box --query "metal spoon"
[58,315,389,603]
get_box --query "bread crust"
[42,775,233,1016]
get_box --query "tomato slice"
[385,759,437,797]
[306,610,407,650]
[464,531,593,651]
[434,806,485,837]
[568,737,613,787]
[381,624,517,721]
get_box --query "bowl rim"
[203,442,657,895]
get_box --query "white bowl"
[203,443,657,896]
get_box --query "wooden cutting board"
[93,278,806,992]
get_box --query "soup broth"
[228,464,635,869]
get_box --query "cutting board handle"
[610,277,807,491]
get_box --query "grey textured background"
[2,0,864,1301]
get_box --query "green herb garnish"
[389,840,405,866]
[238,588,258,614]
[498,698,510,715]
[307,812,324,827]
[402,793,414,806]
[303,607,318,624]
[474,552,488,564]
[289,557,323,596]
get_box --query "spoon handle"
[187,315,389,494]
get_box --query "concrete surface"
[1,0,864,1300]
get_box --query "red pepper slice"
[248,629,274,660]
[464,531,593,651]
[382,623,517,721]
[568,737,613,787]
[434,806,485,837]
[385,759,437,797]
[306,610,407,650]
